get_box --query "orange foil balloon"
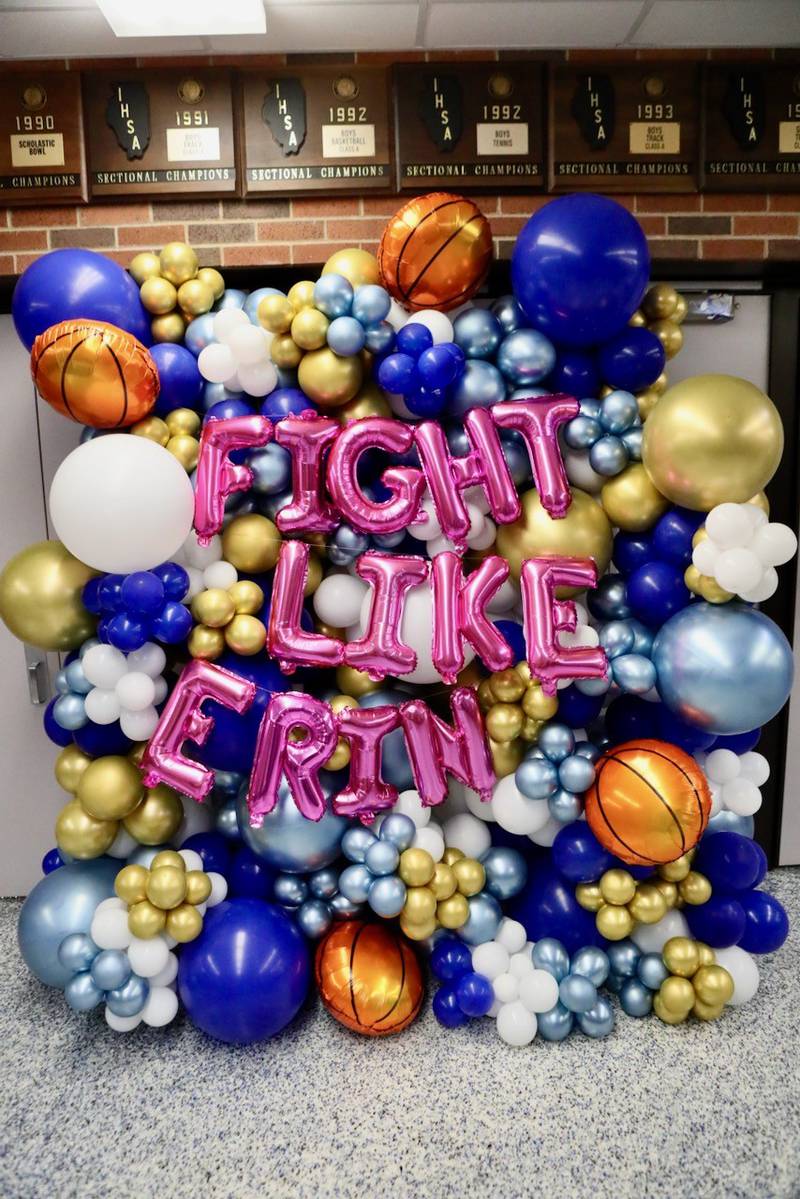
[584,739,711,867]
[377,192,492,312]
[315,920,424,1036]
[31,320,159,428]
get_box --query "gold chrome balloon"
[0,540,96,651]
[222,514,281,573]
[693,998,725,1021]
[77,755,143,821]
[575,883,604,912]
[599,869,636,906]
[177,278,214,316]
[140,276,178,315]
[304,554,323,596]
[679,870,713,905]
[442,847,465,866]
[658,852,693,882]
[489,737,524,778]
[228,580,264,615]
[693,964,734,1006]
[696,942,716,967]
[146,865,187,910]
[298,348,363,408]
[166,903,204,943]
[123,785,183,844]
[258,294,295,334]
[653,993,687,1024]
[322,248,380,288]
[627,882,668,925]
[151,850,185,871]
[452,858,485,897]
[399,848,436,887]
[129,251,162,285]
[642,283,679,321]
[165,408,202,438]
[271,335,304,370]
[595,904,635,941]
[56,800,118,859]
[188,625,226,660]
[662,936,700,978]
[642,374,784,511]
[288,279,316,310]
[404,886,437,924]
[436,892,470,929]
[495,488,612,586]
[131,415,171,446]
[601,463,669,532]
[628,309,647,328]
[291,307,329,351]
[128,899,167,939]
[673,294,688,323]
[150,312,186,343]
[659,975,696,1015]
[636,389,660,422]
[185,870,213,905]
[196,266,225,300]
[650,318,683,359]
[324,737,351,772]
[166,434,199,472]
[159,242,198,286]
[430,862,457,901]
[336,664,380,697]
[192,587,236,628]
[115,864,149,905]
[225,613,267,655]
[54,744,92,794]
[337,382,391,423]
[654,878,679,909]
[485,702,524,743]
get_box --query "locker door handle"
[24,645,51,706]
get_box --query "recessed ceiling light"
[96,0,266,37]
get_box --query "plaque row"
[1,61,799,205]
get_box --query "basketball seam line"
[595,749,692,862]
[348,922,364,1024]
[403,214,485,305]
[59,340,83,422]
[592,755,659,864]
[370,935,407,1029]
[105,339,129,427]
[627,743,707,832]
[394,197,464,302]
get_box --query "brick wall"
[1,47,798,276]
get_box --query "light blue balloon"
[213,288,247,311]
[367,875,407,918]
[620,978,654,1017]
[458,892,502,945]
[599,389,639,433]
[64,659,93,695]
[532,937,570,981]
[564,415,602,450]
[364,321,395,355]
[247,444,291,495]
[605,970,624,995]
[18,858,119,988]
[559,973,597,1013]
[637,952,669,991]
[297,899,333,939]
[481,847,527,901]
[328,524,370,566]
[78,637,100,659]
[497,328,556,386]
[360,690,415,790]
[184,311,216,356]
[372,528,406,550]
[327,315,366,356]
[537,1002,574,1041]
[612,653,657,695]
[607,939,641,979]
[259,490,292,522]
[580,398,602,421]
[57,933,98,974]
[628,619,654,656]
[570,946,610,987]
[453,308,503,359]
[621,427,643,459]
[274,875,308,908]
[65,972,104,1012]
[601,620,635,659]
[589,435,628,477]
[706,810,755,838]
[577,995,615,1037]
[509,386,549,401]
[575,674,612,697]
[215,769,245,797]
[574,741,601,763]
[237,779,348,873]
[339,863,372,905]
[329,892,363,919]
[557,754,596,794]
[342,826,378,863]
[365,839,399,877]
[314,273,353,319]
[54,668,70,695]
[309,867,339,900]
[90,948,131,992]
[202,381,246,412]
[448,360,507,417]
[379,813,416,851]
[243,286,281,324]
[548,788,581,823]
[352,284,390,326]
[538,723,575,764]
[106,974,149,1017]
[491,294,527,334]
[515,755,558,800]
[53,693,87,731]
[214,796,240,840]
[652,603,794,734]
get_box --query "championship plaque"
[240,66,391,195]
[84,70,237,197]
[550,65,699,192]
[393,62,545,191]
[703,63,800,191]
[0,72,86,204]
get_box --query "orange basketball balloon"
[315,920,424,1036]
[377,192,492,312]
[585,739,711,867]
[31,320,159,428]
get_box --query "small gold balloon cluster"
[398,846,485,942]
[684,524,736,604]
[654,936,734,1024]
[130,243,225,345]
[54,746,183,860]
[130,406,202,473]
[628,283,688,421]
[189,579,267,660]
[476,662,558,779]
[114,850,211,942]
[576,853,712,941]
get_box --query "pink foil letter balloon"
[247,692,338,825]
[326,417,426,534]
[431,552,512,683]
[344,552,429,679]
[399,688,495,809]
[275,412,340,534]
[519,557,609,696]
[492,395,579,520]
[193,415,273,544]
[268,540,344,672]
[332,705,400,823]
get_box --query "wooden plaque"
[0,72,86,204]
[703,63,800,191]
[549,64,699,192]
[84,69,237,198]
[394,62,545,191]
[241,66,391,195]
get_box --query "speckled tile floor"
[1,871,798,1199]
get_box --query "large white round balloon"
[359,580,474,684]
[49,436,195,573]
[712,945,760,1005]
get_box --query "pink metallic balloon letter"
[193,415,273,544]
[399,688,495,809]
[247,692,338,825]
[519,557,609,696]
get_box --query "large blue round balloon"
[178,899,309,1043]
[151,343,203,415]
[627,560,691,629]
[598,327,665,392]
[738,890,789,954]
[652,603,794,734]
[693,831,764,894]
[551,823,615,884]
[511,196,649,348]
[684,895,746,948]
[12,249,151,349]
[18,858,119,987]
[236,777,348,874]
[508,864,605,955]
[195,653,287,773]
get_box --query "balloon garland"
[6,191,793,1047]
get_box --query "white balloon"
[49,437,195,574]
[751,522,798,567]
[313,574,368,629]
[392,789,431,829]
[471,941,510,981]
[360,581,474,685]
[492,775,551,836]
[464,785,496,823]
[463,486,491,516]
[115,671,156,712]
[519,969,560,1014]
[84,687,121,726]
[238,360,278,397]
[105,1008,142,1033]
[704,748,741,784]
[631,909,689,953]
[563,448,605,495]
[95,896,126,913]
[426,534,457,557]
[408,499,441,542]
[692,539,718,577]
[714,547,762,594]
[152,676,169,705]
[708,780,723,818]
[706,502,753,549]
[181,531,223,570]
[406,310,454,344]
[486,577,518,614]
[141,986,179,1028]
[178,848,205,872]
[723,776,762,816]
[386,299,410,333]
[148,951,179,989]
[177,795,213,842]
[91,906,132,951]
[509,950,534,979]
[227,324,270,365]
[127,934,170,979]
[492,972,519,1004]
[125,642,167,679]
[528,815,565,848]
[213,307,250,343]
[739,751,770,786]
[183,566,205,601]
[203,560,238,590]
[207,872,228,906]
[442,812,491,859]
[412,823,445,861]
[120,705,159,741]
[738,566,778,603]
[385,391,418,420]
[82,644,127,689]
[487,998,502,1018]
[496,1000,537,1047]
[106,826,138,859]
[495,917,527,954]
[468,516,496,552]
[713,945,760,1005]
[198,342,237,384]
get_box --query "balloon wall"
[5,191,793,1047]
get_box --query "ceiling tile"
[244,2,419,50]
[0,9,208,57]
[632,0,800,46]
[425,0,644,48]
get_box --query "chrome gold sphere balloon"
[659,975,696,1015]
[575,883,604,912]
[693,964,734,1006]
[442,848,465,866]
[0,540,96,652]
[601,463,669,532]
[673,294,688,324]
[222,514,281,573]
[166,902,204,943]
[185,870,212,905]
[305,554,323,596]
[636,388,660,421]
[696,942,716,967]
[128,899,167,939]
[225,581,263,615]
[627,882,668,925]
[225,613,267,655]
[164,407,201,438]
[146,865,187,910]
[324,737,351,772]
[654,878,679,909]
[663,936,700,978]
[693,998,725,1021]
[140,276,178,315]
[151,850,185,871]
[404,886,437,924]
[399,847,436,887]
[54,744,92,794]
[322,248,380,288]
[298,348,363,408]
[679,870,713,905]
[490,669,526,703]
[659,852,693,882]
[258,294,295,334]
[114,863,149,904]
[430,862,457,901]
[196,266,225,300]
[650,318,684,360]
[192,587,236,628]
[452,858,485,897]
[599,868,636,906]
[337,382,391,423]
[159,242,198,286]
[131,415,170,446]
[522,685,559,721]
[77,755,143,821]
[150,312,187,343]
[596,904,635,941]
[653,993,688,1024]
[495,487,612,586]
[271,334,304,370]
[485,702,524,743]
[123,784,183,845]
[291,307,329,351]
[177,278,214,317]
[166,434,199,472]
[642,283,679,321]
[336,665,380,697]
[287,279,316,310]
[642,374,784,511]
[490,737,524,778]
[188,625,226,660]
[56,800,118,859]
[628,309,647,327]
[436,892,470,930]
[129,251,162,285]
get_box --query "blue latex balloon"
[65,972,105,1012]
[196,652,287,773]
[607,940,641,979]
[620,978,654,1017]
[151,343,203,415]
[179,899,309,1044]
[549,349,600,398]
[448,360,507,416]
[237,778,347,874]
[257,388,310,423]
[738,890,789,954]
[351,284,391,326]
[685,895,746,948]
[559,973,597,1013]
[431,935,473,982]
[90,948,131,992]
[180,831,232,875]
[627,560,691,629]
[396,322,433,356]
[571,946,610,987]
[551,823,615,884]
[18,858,119,988]
[106,973,149,1017]
[637,952,669,990]
[491,294,527,334]
[228,846,276,900]
[511,195,649,348]
[651,507,705,567]
[417,343,464,390]
[327,315,366,356]
[456,971,495,1017]
[184,312,216,356]
[73,719,131,756]
[150,601,192,645]
[694,832,763,894]
[43,698,74,747]
[368,875,406,918]
[205,397,253,423]
[42,847,64,874]
[656,705,716,753]
[598,327,665,392]
[377,352,416,396]
[578,995,615,1037]
[604,695,659,746]
[482,847,528,901]
[313,274,353,319]
[12,249,150,348]
[120,571,165,617]
[453,308,503,359]
[433,985,469,1028]
[510,866,605,955]
[709,728,761,755]
[653,603,794,734]
[493,619,526,663]
[532,937,571,981]
[152,561,190,600]
[537,1002,574,1041]
[555,684,604,729]
[496,329,556,387]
